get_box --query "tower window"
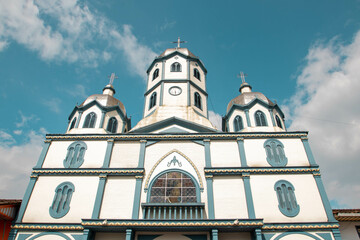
[69,117,76,130]
[149,92,157,110]
[171,62,182,72]
[194,92,202,110]
[49,182,75,219]
[107,117,118,133]
[264,139,287,167]
[274,180,300,217]
[233,115,244,132]
[63,141,87,168]
[153,68,159,80]
[149,171,197,203]
[83,112,97,128]
[255,110,267,126]
[194,68,200,80]
[275,115,283,129]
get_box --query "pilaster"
[242,173,256,219]
[236,137,247,167]
[91,174,107,219]
[34,140,51,168]
[16,174,38,223]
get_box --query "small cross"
[107,73,118,85]
[237,72,248,84]
[171,37,187,48]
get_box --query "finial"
[237,72,248,84]
[171,37,187,48]
[237,71,252,93]
[107,73,118,85]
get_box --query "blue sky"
[1,0,360,208]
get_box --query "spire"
[237,71,252,93]
[171,37,187,49]
[102,73,118,96]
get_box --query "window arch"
[149,171,198,203]
[171,62,182,72]
[83,112,97,128]
[264,139,287,167]
[69,117,76,130]
[153,68,159,80]
[275,115,283,129]
[63,141,87,168]
[194,68,200,80]
[107,117,118,133]
[194,92,202,109]
[255,110,267,126]
[274,180,300,217]
[149,92,157,110]
[233,115,244,132]
[49,182,75,218]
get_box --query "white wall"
[338,221,360,240]
[162,82,188,106]
[164,56,188,80]
[190,85,207,117]
[210,140,241,167]
[110,141,140,168]
[147,63,163,90]
[189,61,206,90]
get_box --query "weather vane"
[237,72,248,84]
[107,73,118,85]
[171,37,187,48]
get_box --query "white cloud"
[13,130,23,135]
[0,128,46,198]
[284,30,360,208]
[43,98,62,113]
[15,111,37,128]
[160,19,176,31]
[208,110,222,131]
[65,84,87,98]
[0,130,16,146]
[0,0,156,77]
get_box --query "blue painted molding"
[314,174,337,222]
[264,139,288,167]
[17,234,31,240]
[83,229,93,240]
[192,140,205,146]
[71,235,84,240]
[145,79,208,97]
[91,175,107,219]
[102,139,114,168]
[236,138,248,167]
[204,139,212,167]
[187,59,190,79]
[254,229,262,240]
[132,177,144,219]
[242,173,256,218]
[301,137,318,166]
[16,175,38,223]
[74,111,83,128]
[245,110,251,127]
[274,180,300,217]
[331,228,342,240]
[99,111,106,128]
[28,232,73,240]
[268,109,276,127]
[63,141,87,168]
[8,229,18,240]
[161,60,165,79]
[318,233,334,240]
[262,233,275,240]
[160,82,164,106]
[138,140,147,168]
[187,81,191,106]
[49,182,75,219]
[205,177,215,219]
[126,229,133,240]
[34,140,51,168]
[145,140,158,147]
[274,231,322,240]
[211,229,218,240]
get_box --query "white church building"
[10,44,342,240]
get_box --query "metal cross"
[108,73,118,85]
[171,37,187,48]
[237,72,248,84]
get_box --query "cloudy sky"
[0,0,359,208]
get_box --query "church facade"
[10,46,341,240]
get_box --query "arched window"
[149,171,197,203]
[83,112,97,128]
[264,139,287,167]
[149,92,157,110]
[194,68,200,80]
[233,115,244,132]
[63,141,87,168]
[49,182,75,218]
[107,117,118,133]
[153,68,159,80]
[194,92,202,109]
[255,110,267,126]
[171,62,182,72]
[274,180,300,217]
[276,115,283,129]
[69,117,76,130]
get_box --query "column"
[75,111,83,128]
[313,173,336,222]
[91,174,107,219]
[301,137,318,166]
[102,139,114,168]
[34,140,51,168]
[236,137,247,167]
[99,111,106,128]
[242,173,256,219]
[245,110,251,127]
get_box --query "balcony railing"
[141,203,206,220]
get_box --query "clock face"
[169,86,182,96]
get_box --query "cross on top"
[108,73,118,85]
[237,72,248,84]
[171,37,187,48]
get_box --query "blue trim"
[132,177,143,218]
[138,140,146,168]
[126,229,133,240]
[237,138,248,167]
[192,140,205,146]
[145,140,158,147]
[274,180,300,217]
[268,109,276,127]
[71,235,84,240]
[145,79,208,97]
[254,110,268,127]
[187,81,191,106]
[28,232,72,240]
[83,229,93,240]
[161,61,165,79]
[187,60,190,79]
[204,139,212,167]
[17,234,31,240]
[245,110,251,127]
[254,229,262,240]
[8,230,19,240]
[63,141,87,168]
[262,233,275,240]
[301,138,318,166]
[263,139,288,167]
[317,233,334,240]
[75,111,82,128]
[34,140,51,168]
[102,139,114,168]
[145,108,156,118]
[314,175,337,222]
[91,176,107,219]
[274,231,321,240]
[206,177,215,219]
[160,82,164,106]
[331,228,342,240]
[16,176,37,223]
[211,229,218,240]
[49,182,75,218]
[243,174,256,218]
[99,111,106,128]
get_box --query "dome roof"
[227,92,274,112]
[159,48,197,58]
[80,94,126,114]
